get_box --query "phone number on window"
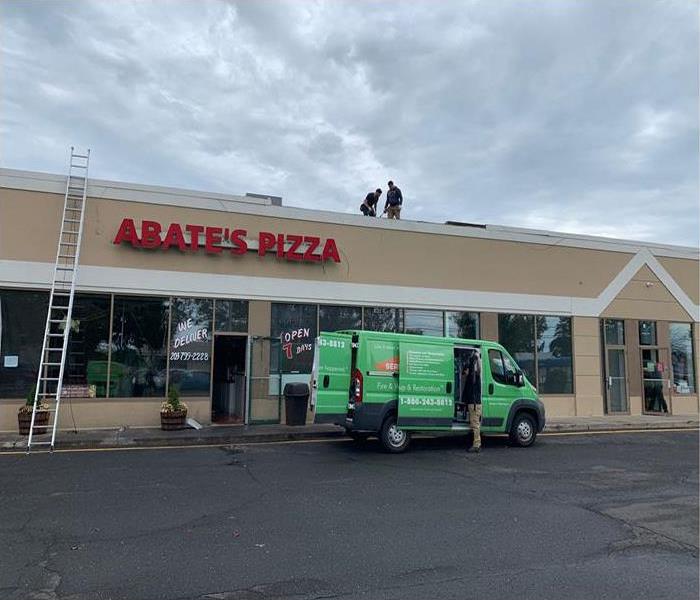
[169,352,209,361]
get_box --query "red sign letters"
[113,218,341,263]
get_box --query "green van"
[311,330,545,453]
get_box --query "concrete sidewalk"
[0,414,697,451]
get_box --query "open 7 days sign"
[113,218,341,263]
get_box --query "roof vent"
[246,192,282,206]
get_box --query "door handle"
[446,382,452,394]
[488,383,494,395]
[607,376,612,389]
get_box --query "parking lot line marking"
[0,427,695,456]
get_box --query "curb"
[0,428,346,452]
[544,422,699,433]
[1,422,697,452]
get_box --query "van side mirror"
[515,372,525,387]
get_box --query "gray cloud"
[1,0,697,246]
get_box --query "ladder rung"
[58,255,76,260]
[40,377,60,381]
[49,319,67,323]
[30,441,53,446]
[72,153,89,159]
[59,242,78,246]
[63,219,81,223]
[47,333,65,337]
[56,266,74,271]
[51,305,69,309]
[41,362,62,366]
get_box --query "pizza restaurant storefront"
[0,168,698,431]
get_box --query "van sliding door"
[397,342,454,429]
[312,333,352,425]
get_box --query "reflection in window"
[404,309,443,336]
[604,319,625,346]
[64,294,111,397]
[169,298,213,396]
[446,312,479,339]
[214,299,248,332]
[319,305,362,332]
[537,316,573,394]
[499,313,573,393]
[271,303,317,373]
[671,323,695,394]
[498,314,536,384]
[363,307,403,332]
[110,296,168,397]
[639,321,657,346]
[0,290,48,398]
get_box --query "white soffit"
[1,254,698,320]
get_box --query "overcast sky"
[2,0,698,247]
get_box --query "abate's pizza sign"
[113,218,341,263]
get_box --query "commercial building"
[0,167,698,431]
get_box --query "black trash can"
[284,382,310,426]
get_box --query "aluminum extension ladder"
[27,147,90,451]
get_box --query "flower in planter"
[18,384,49,414]
[160,385,188,414]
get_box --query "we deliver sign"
[113,218,341,263]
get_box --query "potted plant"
[160,385,188,430]
[18,385,50,435]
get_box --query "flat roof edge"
[1,167,697,259]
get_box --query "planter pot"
[160,409,187,431]
[18,410,49,435]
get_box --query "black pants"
[360,204,376,216]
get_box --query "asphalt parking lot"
[0,430,697,600]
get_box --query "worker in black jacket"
[384,181,403,219]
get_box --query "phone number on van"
[400,397,452,407]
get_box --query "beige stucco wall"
[0,188,654,298]
[573,316,604,416]
[0,397,211,432]
[602,266,693,322]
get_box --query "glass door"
[605,348,628,413]
[641,348,670,414]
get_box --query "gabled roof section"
[574,249,699,320]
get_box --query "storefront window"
[639,321,657,346]
[64,294,111,398]
[670,323,695,394]
[364,307,403,332]
[0,290,48,398]
[168,298,213,396]
[536,316,573,394]
[271,303,317,373]
[446,311,479,339]
[498,314,536,384]
[110,296,168,397]
[214,299,248,332]
[319,305,362,332]
[404,309,443,336]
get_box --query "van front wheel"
[380,416,410,453]
[509,412,537,447]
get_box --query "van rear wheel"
[509,412,537,447]
[380,416,410,453]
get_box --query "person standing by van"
[384,180,403,219]
[462,349,482,453]
[361,189,382,216]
